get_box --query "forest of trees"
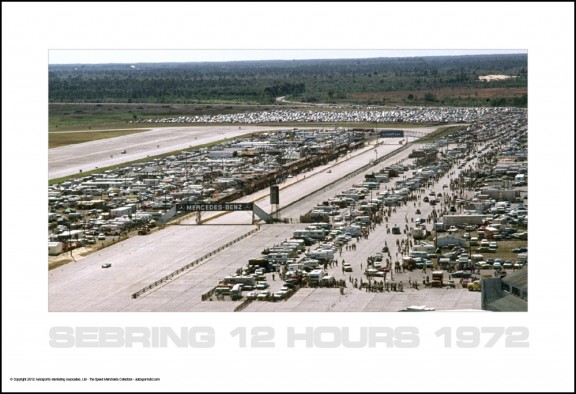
[49,54,527,107]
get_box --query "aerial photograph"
[4,2,575,392]
[47,49,529,312]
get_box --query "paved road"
[49,125,308,180]
[48,131,487,312]
[48,139,413,311]
[51,123,495,311]
[48,125,446,180]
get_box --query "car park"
[49,102,528,314]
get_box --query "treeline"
[49,54,527,106]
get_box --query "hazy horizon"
[48,49,527,65]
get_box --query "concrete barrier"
[131,226,260,299]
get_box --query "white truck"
[308,269,324,284]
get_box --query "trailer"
[308,269,324,284]
[443,215,488,227]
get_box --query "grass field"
[346,87,528,106]
[49,128,150,148]
[49,103,287,132]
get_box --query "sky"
[48,49,528,65]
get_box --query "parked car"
[97,233,106,240]
[283,281,295,289]
[246,291,259,300]
[255,281,270,290]
[451,271,471,278]
[343,263,353,272]
[257,290,271,300]
[273,290,288,300]
[365,269,385,277]
[101,263,111,268]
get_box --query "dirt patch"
[349,87,527,101]
[478,74,516,81]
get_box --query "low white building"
[49,242,63,256]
